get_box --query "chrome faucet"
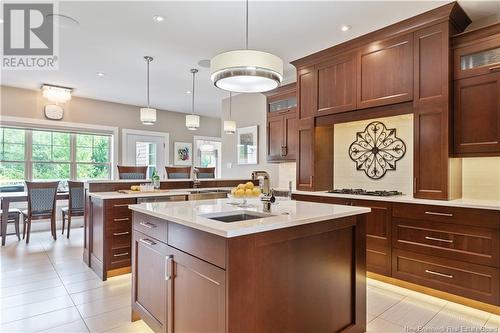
[251,171,270,195]
[261,189,276,213]
[192,167,201,188]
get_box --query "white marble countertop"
[85,178,252,184]
[293,191,500,211]
[89,187,232,200]
[128,198,370,238]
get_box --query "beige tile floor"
[1,227,499,333]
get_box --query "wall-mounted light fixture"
[41,84,73,120]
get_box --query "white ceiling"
[1,1,499,118]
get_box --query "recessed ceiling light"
[341,25,352,32]
[153,15,165,22]
[186,90,192,94]
[96,72,105,77]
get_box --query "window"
[0,127,112,189]
[32,130,71,180]
[76,134,111,180]
[0,128,26,186]
[194,138,222,178]
[135,141,157,178]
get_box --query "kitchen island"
[83,178,256,280]
[129,198,370,333]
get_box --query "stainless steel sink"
[200,210,274,223]
[188,190,228,201]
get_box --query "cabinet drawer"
[454,36,500,79]
[108,229,132,249]
[105,198,136,218]
[393,219,499,267]
[393,249,500,305]
[392,203,500,229]
[108,247,131,269]
[106,215,132,230]
[133,212,168,244]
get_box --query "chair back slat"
[166,166,191,179]
[117,166,148,179]
[68,181,84,211]
[25,181,59,216]
[195,167,216,179]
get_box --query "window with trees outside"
[0,127,112,190]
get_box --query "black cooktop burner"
[328,189,403,197]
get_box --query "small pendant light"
[140,56,157,125]
[185,68,200,130]
[223,92,236,134]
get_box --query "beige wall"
[462,158,500,201]
[0,85,221,165]
[220,93,280,186]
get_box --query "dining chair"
[61,181,84,239]
[22,181,59,244]
[165,166,192,179]
[0,209,21,241]
[117,166,148,179]
[194,167,216,179]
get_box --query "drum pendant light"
[210,0,283,93]
[140,56,157,125]
[223,92,236,134]
[185,69,200,130]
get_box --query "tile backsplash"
[333,114,414,194]
[462,157,500,201]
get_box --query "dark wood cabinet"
[454,73,500,155]
[292,194,500,307]
[265,83,297,162]
[317,52,357,115]
[297,67,316,119]
[357,34,413,109]
[132,231,170,333]
[168,246,226,333]
[290,4,469,194]
[453,25,500,157]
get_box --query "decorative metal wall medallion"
[348,121,406,180]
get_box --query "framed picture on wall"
[174,142,193,166]
[237,125,258,165]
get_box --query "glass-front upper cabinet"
[268,96,297,114]
[455,37,500,79]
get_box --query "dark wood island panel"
[131,211,367,333]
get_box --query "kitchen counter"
[128,198,370,238]
[130,197,369,332]
[293,190,500,211]
[88,187,232,200]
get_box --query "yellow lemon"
[235,189,245,198]
[231,188,237,196]
[245,189,253,197]
[245,181,254,189]
[252,188,261,197]
[130,185,139,191]
[237,183,246,190]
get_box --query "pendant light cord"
[146,59,150,107]
[245,0,249,49]
[229,92,232,120]
[191,70,196,115]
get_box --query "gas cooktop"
[327,189,403,197]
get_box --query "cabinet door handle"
[139,238,156,246]
[139,221,157,229]
[425,211,453,217]
[113,231,129,236]
[113,204,130,207]
[113,252,129,257]
[425,236,453,243]
[425,269,453,279]
[113,217,129,222]
[165,255,173,280]
[489,65,500,72]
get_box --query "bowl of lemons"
[230,182,261,207]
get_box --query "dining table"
[1,191,69,246]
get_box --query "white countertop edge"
[89,191,192,200]
[128,203,370,238]
[293,191,500,211]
